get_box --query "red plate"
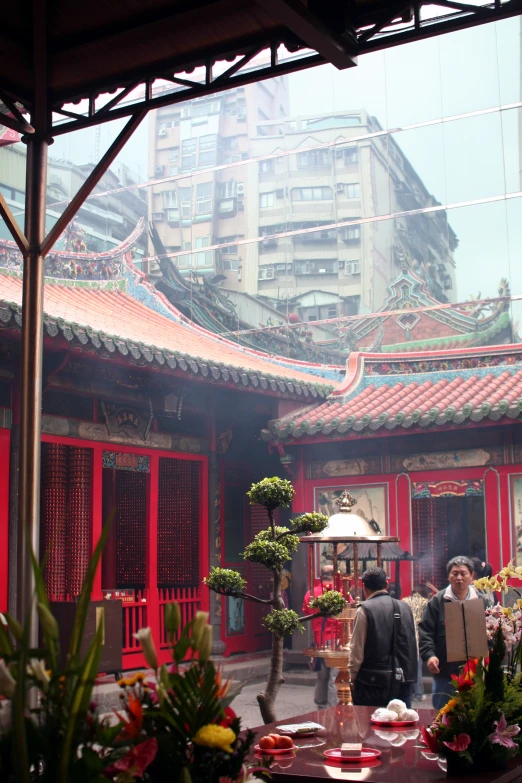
[254,744,296,755]
[323,748,381,762]
[371,719,417,727]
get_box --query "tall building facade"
[147,79,289,285]
[0,143,147,257]
[148,84,456,321]
[248,110,457,319]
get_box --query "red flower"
[103,738,158,778]
[451,658,478,690]
[114,694,143,739]
[220,706,237,728]
[421,725,440,754]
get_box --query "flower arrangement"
[109,606,269,783]
[0,521,268,783]
[418,560,522,772]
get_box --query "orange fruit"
[259,736,276,750]
[275,735,294,750]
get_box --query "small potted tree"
[204,477,345,723]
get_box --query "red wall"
[295,462,522,597]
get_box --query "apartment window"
[344,260,361,275]
[259,192,275,208]
[166,209,179,224]
[218,236,238,254]
[340,225,361,243]
[218,181,237,199]
[178,254,192,269]
[196,251,213,267]
[225,102,237,116]
[194,236,210,249]
[274,263,293,277]
[161,191,178,208]
[182,241,192,251]
[259,159,274,174]
[303,115,361,130]
[327,305,338,318]
[297,149,330,168]
[177,187,192,219]
[181,139,197,172]
[196,182,212,215]
[168,148,179,161]
[222,259,239,271]
[169,165,179,176]
[199,134,217,168]
[291,187,333,202]
[219,199,235,213]
[345,183,360,199]
[294,259,337,275]
[344,147,358,165]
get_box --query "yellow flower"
[502,607,514,618]
[117,671,147,688]
[193,724,236,754]
[437,698,457,721]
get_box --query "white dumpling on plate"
[398,709,419,722]
[387,699,407,715]
[372,708,398,722]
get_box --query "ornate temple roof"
[262,344,522,443]
[0,224,342,398]
[344,267,514,353]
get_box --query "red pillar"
[91,447,103,601]
[396,473,413,597]
[146,454,160,650]
[292,447,306,513]
[484,468,502,574]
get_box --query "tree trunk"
[257,566,284,724]
[257,632,284,724]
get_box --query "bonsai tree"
[204,477,345,724]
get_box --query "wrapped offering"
[341,743,362,757]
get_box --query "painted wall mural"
[310,456,381,478]
[512,476,522,567]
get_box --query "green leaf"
[4,614,23,643]
[67,511,114,669]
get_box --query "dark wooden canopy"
[1,0,521,137]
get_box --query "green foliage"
[246,477,294,511]
[308,590,346,616]
[263,609,304,636]
[0,513,153,783]
[203,567,246,594]
[290,512,329,535]
[243,537,295,569]
[427,628,522,772]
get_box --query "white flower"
[133,627,158,670]
[27,659,50,692]
[0,660,16,699]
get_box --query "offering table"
[249,706,522,783]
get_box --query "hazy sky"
[50,17,522,316]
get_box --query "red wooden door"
[246,504,274,652]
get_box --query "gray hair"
[446,556,474,575]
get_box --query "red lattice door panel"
[246,504,276,651]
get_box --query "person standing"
[419,556,485,711]
[402,585,430,701]
[302,564,339,709]
[349,567,418,708]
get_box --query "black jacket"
[418,590,486,678]
[359,593,418,682]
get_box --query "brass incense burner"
[300,490,399,705]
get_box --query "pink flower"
[441,713,451,727]
[443,734,471,752]
[488,714,520,749]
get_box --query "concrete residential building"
[248,110,457,317]
[0,143,147,257]
[147,78,289,284]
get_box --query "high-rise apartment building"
[147,78,289,285]
[148,81,456,322]
[247,110,457,319]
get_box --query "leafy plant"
[423,628,522,773]
[0,514,157,782]
[204,476,345,723]
[119,605,269,783]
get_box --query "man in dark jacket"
[419,555,485,710]
[349,567,417,707]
